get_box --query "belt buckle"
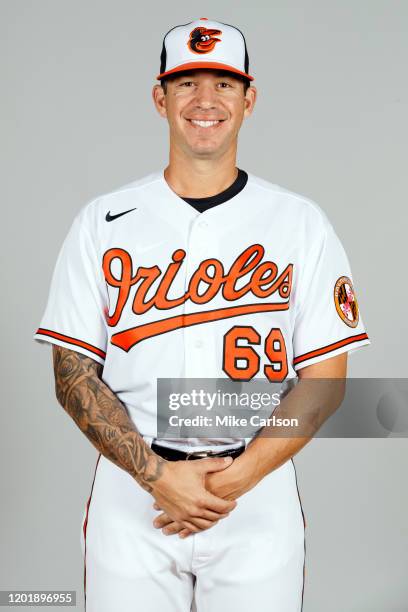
[185,450,214,460]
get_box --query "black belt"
[151,441,246,461]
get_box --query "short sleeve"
[292,218,370,371]
[33,207,108,365]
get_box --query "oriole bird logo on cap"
[187,27,222,54]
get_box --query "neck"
[164,145,238,198]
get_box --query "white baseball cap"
[156,18,254,82]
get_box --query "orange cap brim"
[156,62,254,81]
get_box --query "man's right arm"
[52,344,165,492]
[52,345,236,531]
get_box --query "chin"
[190,144,219,155]
[188,138,225,156]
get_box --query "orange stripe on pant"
[83,453,102,608]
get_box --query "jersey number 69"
[223,326,288,382]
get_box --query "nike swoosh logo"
[106,208,137,222]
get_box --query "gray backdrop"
[1,1,407,610]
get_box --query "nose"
[193,82,217,110]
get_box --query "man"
[34,18,370,612]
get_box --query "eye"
[179,81,194,87]
[205,35,210,40]
[218,81,232,88]
[201,36,206,41]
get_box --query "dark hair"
[160,71,251,94]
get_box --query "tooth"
[191,120,219,128]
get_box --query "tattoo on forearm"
[52,345,165,492]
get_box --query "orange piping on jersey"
[293,333,369,366]
[111,302,290,351]
[36,328,106,359]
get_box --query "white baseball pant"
[81,452,305,612]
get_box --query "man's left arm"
[153,352,347,537]
[206,352,347,501]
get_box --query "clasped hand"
[150,454,253,538]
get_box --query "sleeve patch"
[334,276,359,328]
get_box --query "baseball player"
[33,18,370,612]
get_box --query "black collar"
[181,169,248,212]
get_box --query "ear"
[243,85,257,119]
[152,84,167,118]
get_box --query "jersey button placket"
[184,217,211,378]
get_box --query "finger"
[154,507,228,530]
[201,492,237,514]
[194,456,233,475]
[182,517,218,531]
[179,529,192,538]
[194,509,229,521]
[162,516,220,534]
[153,502,161,511]
[153,513,173,529]
[162,521,184,536]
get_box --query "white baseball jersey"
[34,170,370,449]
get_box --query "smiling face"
[152,69,257,160]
